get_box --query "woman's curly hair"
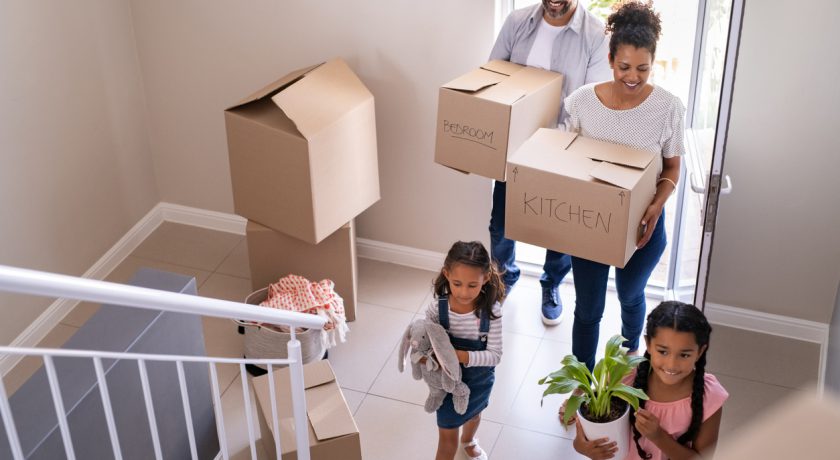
[606,1,662,59]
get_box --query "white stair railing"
[0,264,325,460]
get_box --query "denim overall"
[435,296,496,429]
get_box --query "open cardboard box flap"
[253,359,358,451]
[589,161,642,189]
[481,59,525,76]
[228,62,323,110]
[565,133,655,169]
[441,68,506,93]
[560,132,656,188]
[270,58,374,139]
[479,84,527,105]
[441,59,527,93]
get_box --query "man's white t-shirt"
[526,19,567,70]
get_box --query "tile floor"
[4,222,818,459]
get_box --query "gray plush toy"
[398,318,470,414]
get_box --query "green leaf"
[604,334,625,358]
[607,362,631,388]
[612,392,641,412]
[626,354,648,368]
[614,384,649,402]
[563,394,585,426]
[541,379,583,398]
[560,355,594,385]
[592,359,605,387]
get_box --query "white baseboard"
[705,302,829,344]
[158,202,246,235]
[705,302,829,392]
[0,205,166,376]
[355,237,444,272]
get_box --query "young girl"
[574,301,729,460]
[426,241,505,460]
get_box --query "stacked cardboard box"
[224,58,379,321]
[246,220,358,321]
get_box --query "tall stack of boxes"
[224,58,380,322]
[435,61,661,267]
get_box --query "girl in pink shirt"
[574,301,729,459]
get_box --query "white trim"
[705,302,829,344]
[705,302,829,393]
[1,202,246,376]
[158,202,246,236]
[356,237,443,272]
[0,205,164,376]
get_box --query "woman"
[564,1,684,370]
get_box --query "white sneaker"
[461,438,488,460]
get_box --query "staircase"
[0,264,324,460]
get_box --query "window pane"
[692,0,732,166]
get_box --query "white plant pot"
[577,404,630,460]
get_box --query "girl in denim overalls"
[426,241,505,460]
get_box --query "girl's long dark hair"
[433,241,504,319]
[630,301,712,459]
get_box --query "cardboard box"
[434,60,564,181]
[253,360,361,460]
[225,58,380,244]
[504,129,658,268]
[247,219,358,322]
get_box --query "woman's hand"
[573,419,618,459]
[634,408,665,444]
[637,156,680,249]
[636,202,663,249]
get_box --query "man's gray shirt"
[489,4,612,124]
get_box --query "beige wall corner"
[0,0,159,345]
[128,0,496,254]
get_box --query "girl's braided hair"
[630,301,712,458]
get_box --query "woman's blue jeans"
[571,212,668,370]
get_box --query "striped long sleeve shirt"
[425,300,503,368]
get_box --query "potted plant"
[539,335,649,460]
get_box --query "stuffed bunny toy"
[398,318,470,414]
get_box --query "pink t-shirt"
[624,373,729,460]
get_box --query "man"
[488,0,611,325]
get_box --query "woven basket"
[236,287,326,369]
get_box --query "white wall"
[0,0,158,344]
[128,0,496,254]
[706,0,840,323]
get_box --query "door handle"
[689,173,732,195]
[719,175,732,194]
